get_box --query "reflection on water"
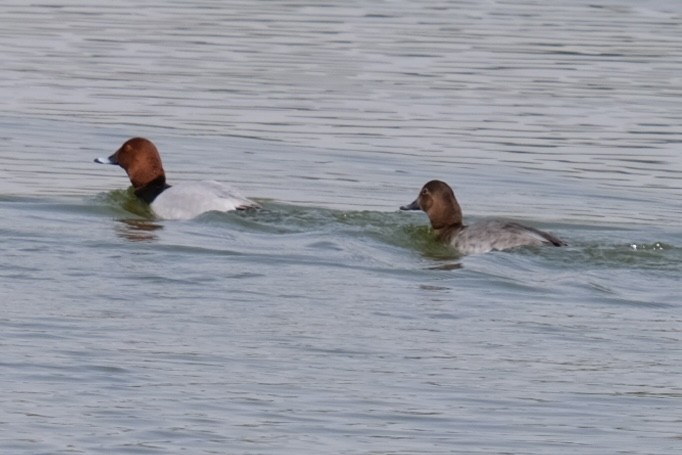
[115,219,164,242]
[426,262,463,271]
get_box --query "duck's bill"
[400,199,420,211]
[94,154,117,165]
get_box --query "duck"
[400,180,565,254]
[95,137,258,220]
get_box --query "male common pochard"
[401,180,565,254]
[95,137,258,219]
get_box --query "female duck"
[401,180,565,254]
[95,137,258,219]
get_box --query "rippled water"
[2,1,682,454]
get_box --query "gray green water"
[2,1,682,454]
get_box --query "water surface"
[1,1,681,454]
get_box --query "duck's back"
[151,180,257,220]
[451,219,564,254]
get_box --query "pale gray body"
[446,219,564,255]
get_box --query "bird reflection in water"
[115,219,163,242]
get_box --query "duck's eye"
[421,188,429,196]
